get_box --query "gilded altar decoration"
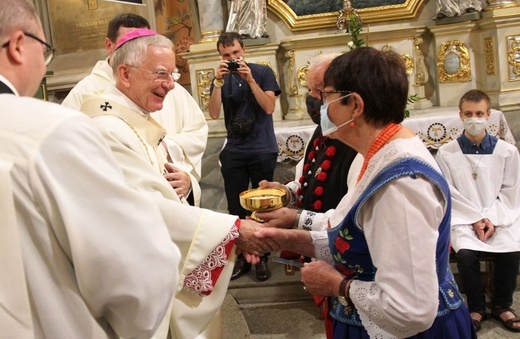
[88,0,98,10]
[402,54,414,75]
[196,69,214,111]
[413,37,428,86]
[337,0,364,50]
[267,0,425,31]
[297,65,308,87]
[437,40,471,83]
[507,35,520,81]
[484,37,495,75]
[286,50,299,97]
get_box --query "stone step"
[228,258,311,305]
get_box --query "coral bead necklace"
[356,123,401,183]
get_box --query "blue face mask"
[320,93,353,136]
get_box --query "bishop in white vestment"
[81,28,266,339]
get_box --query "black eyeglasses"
[2,32,55,66]
[319,90,352,103]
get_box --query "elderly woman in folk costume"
[255,47,476,338]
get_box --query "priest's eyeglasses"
[129,66,181,83]
[320,90,352,103]
[2,32,55,66]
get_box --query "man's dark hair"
[216,32,243,52]
[106,13,150,42]
[458,89,490,111]
[325,46,409,127]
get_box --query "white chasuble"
[82,94,238,339]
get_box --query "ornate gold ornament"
[286,50,299,96]
[437,40,471,83]
[484,37,495,75]
[507,35,520,81]
[87,0,98,10]
[413,37,428,86]
[267,0,424,31]
[196,69,214,111]
[297,65,308,88]
[402,54,414,75]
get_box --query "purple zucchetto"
[114,28,158,50]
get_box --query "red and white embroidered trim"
[183,223,239,295]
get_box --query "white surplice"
[61,59,207,204]
[436,138,520,253]
[81,87,238,339]
[0,87,181,338]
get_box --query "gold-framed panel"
[506,34,520,81]
[267,0,425,31]
[437,40,471,83]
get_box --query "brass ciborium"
[239,187,287,222]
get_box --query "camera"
[227,59,239,73]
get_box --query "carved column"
[411,37,433,109]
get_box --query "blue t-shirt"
[212,63,281,153]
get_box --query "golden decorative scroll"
[437,40,471,83]
[402,54,414,75]
[286,50,299,96]
[507,35,520,81]
[484,37,495,75]
[297,65,308,88]
[413,37,428,86]
[196,69,214,111]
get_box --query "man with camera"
[209,32,281,281]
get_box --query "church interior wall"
[31,0,520,212]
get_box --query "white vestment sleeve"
[0,159,34,338]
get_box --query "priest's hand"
[255,227,314,258]
[255,207,297,229]
[236,219,278,256]
[164,163,191,200]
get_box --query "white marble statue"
[226,0,269,39]
[436,0,488,18]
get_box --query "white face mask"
[463,117,487,136]
[320,93,353,136]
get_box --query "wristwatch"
[338,277,350,307]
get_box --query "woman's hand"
[255,207,297,229]
[300,260,344,297]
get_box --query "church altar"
[275,108,516,163]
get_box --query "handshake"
[234,181,309,263]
